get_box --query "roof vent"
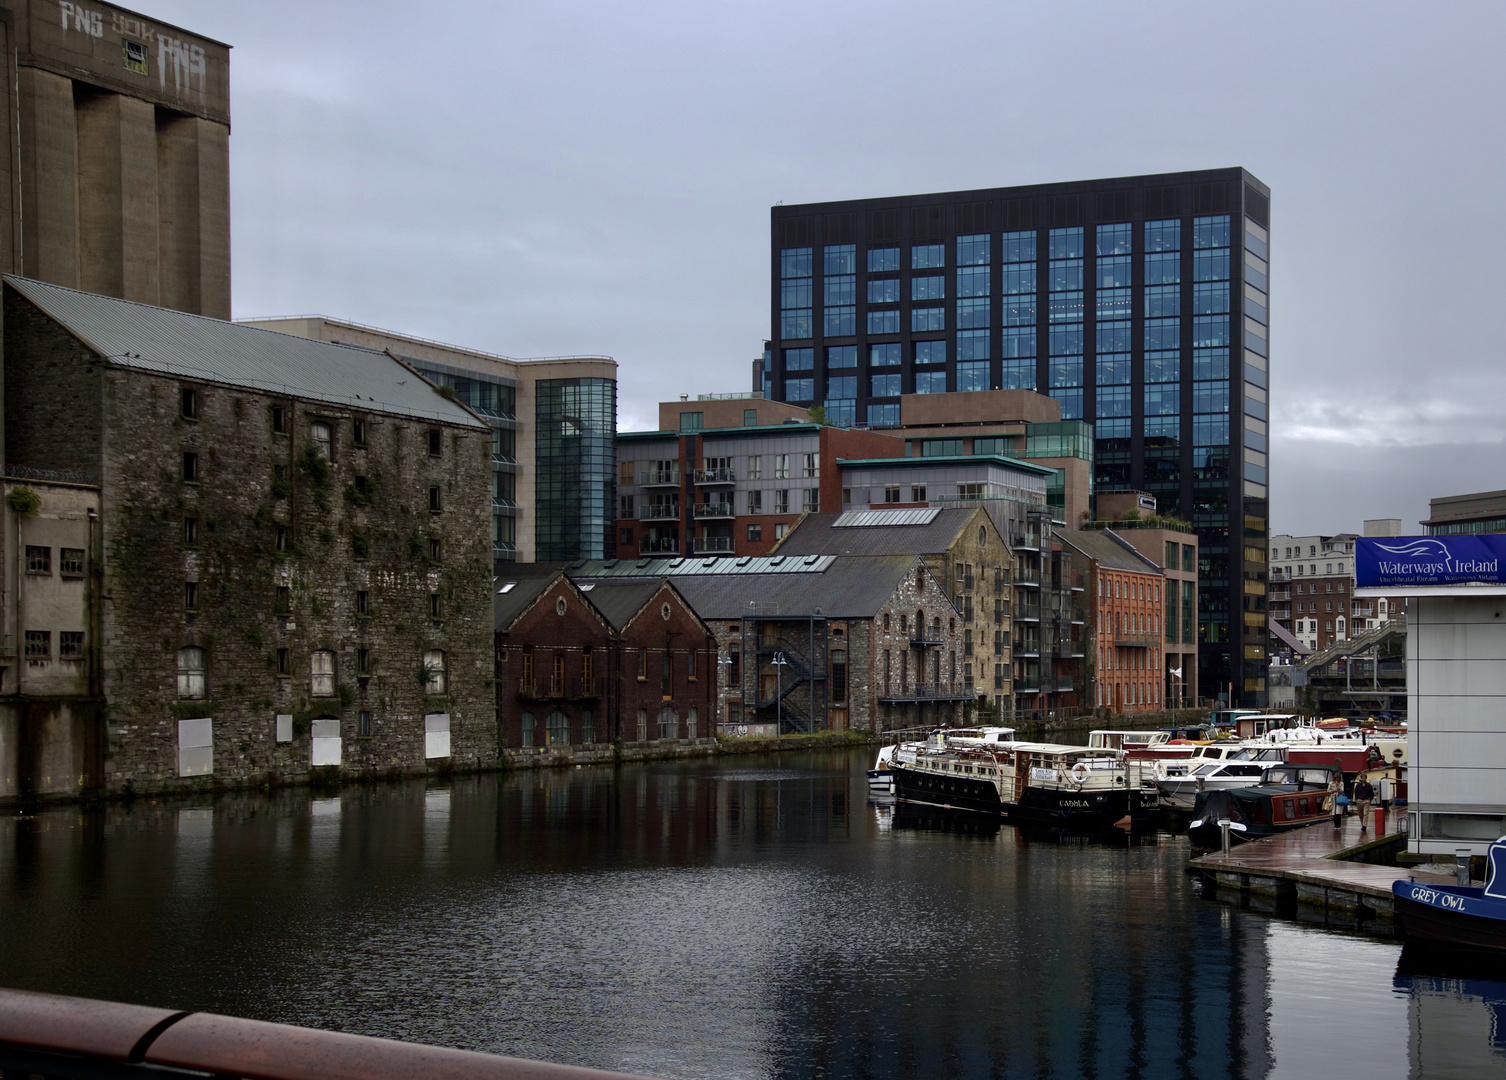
[735,556,751,566]
[804,555,819,565]
[769,556,784,565]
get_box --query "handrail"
[0,987,653,1080]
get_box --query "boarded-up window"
[311,718,341,766]
[177,717,212,777]
[425,712,451,758]
[687,707,698,739]
[275,714,293,743]
[311,650,335,697]
[424,649,447,694]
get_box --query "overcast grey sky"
[157,0,1506,537]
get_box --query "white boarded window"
[311,650,335,697]
[275,714,293,743]
[177,717,213,776]
[424,713,451,759]
[311,718,342,766]
[424,649,447,694]
[687,707,698,739]
[177,647,206,699]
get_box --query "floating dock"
[1189,809,1453,919]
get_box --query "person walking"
[1329,774,1346,830]
[1354,775,1376,832]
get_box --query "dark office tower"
[766,169,1271,706]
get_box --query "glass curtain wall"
[535,378,616,560]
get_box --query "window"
[911,486,927,502]
[784,348,814,372]
[868,278,900,304]
[871,373,901,397]
[802,453,819,479]
[827,344,857,369]
[747,523,762,542]
[747,490,762,514]
[744,409,758,427]
[429,537,442,562]
[59,631,84,660]
[957,329,989,361]
[424,649,447,694]
[828,375,857,400]
[679,410,705,433]
[957,362,989,393]
[310,421,333,459]
[25,546,49,574]
[309,651,336,697]
[272,405,288,434]
[867,403,899,426]
[275,585,290,615]
[884,486,900,503]
[868,247,899,272]
[184,581,198,611]
[870,342,901,366]
[60,548,84,576]
[429,486,443,513]
[276,647,290,676]
[775,490,790,514]
[353,419,367,446]
[802,489,819,512]
[430,592,442,619]
[177,646,205,698]
[275,524,291,552]
[912,244,944,269]
[183,517,198,544]
[182,452,198,482]
[914,340,946,365]
[180,387,199,420]
[912,307,945,333]
[786,377,814,401]
[915,370,946,394]
[868,309,900,335]
[25,630,50,659]
[428,430,442,457]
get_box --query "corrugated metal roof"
[1056,529,1164,574]
[833,508,943,528]
[772,509,978,558]
[6,277,487,429]
[565,554,836,578]
[576,554,919,619]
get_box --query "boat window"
[1193,763,1222,776]
[1229,765,1264,776]
[1206,748,1223,759]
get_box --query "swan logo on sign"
[1357,536,1506,587]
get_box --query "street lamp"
[717,652,735,730]
[772,651,791,735]
[1170,664,1184,710]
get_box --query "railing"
[1269,588,1291,601]
[640,503,680,521]
[1115,633,1160,647]
[909,633,944,647]
[692,536,734,553]
[639,470,680,486]
[639,538,679,554]
[878,682,975,703]
[5,464,98,486]
[0,987,649,1080]
[1015,605,1042,621]
[518,677,605,701]
[693,468,736,484]
[692,502,734,518]
[1014,567,1042,584]
[698,391,764,401]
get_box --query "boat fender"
[1069,762,1092,784]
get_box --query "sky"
[152,0,1506,537]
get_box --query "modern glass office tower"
[766,169,1270,705]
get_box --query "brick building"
[493,567,716,753]
[1058,528,1168,715]
[567,553,969,733]
[0,276,495,798]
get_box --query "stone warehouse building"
[494,567,717,755]
[0,276,495,800]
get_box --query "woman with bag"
[1330,774,1346,830]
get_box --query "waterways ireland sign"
[1356,536,1506,588]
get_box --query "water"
[1,747,1503,1079]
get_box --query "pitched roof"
[6,277,487,429]
[577,554,921,620]
[1056,528,1164,574]
[579,579,665,630]
[771,507,978,558]
[493,566,565,631]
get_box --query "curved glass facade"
[536,378,616,560]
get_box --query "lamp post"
[1170,664,1183,710]
[717,652,735,731]
[772,651,790,735]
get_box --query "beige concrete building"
[0,0,229,316]
[239,317,618,565]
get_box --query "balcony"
[1115,633,1161,648]
[879,682,975,703]
[639,469,680,487]
[1269,587,1291,601]
[639,537,679,554]
[640,502,680,522]
[694,467,736,484]
[693,501,734,518]
[518,677,604,702]
[1013,566,1041,586]
[692,536,734,554]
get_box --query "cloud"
[1280,392,1506,448]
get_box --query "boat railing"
[0,987,654,1080]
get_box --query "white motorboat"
[868,727,1016,794]
[1157,750,1287,810]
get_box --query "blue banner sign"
[1356,536,1506,588]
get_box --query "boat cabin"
[1088,730,1172,750]
[1232,712,1301,739]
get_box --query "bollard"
[1219,819,1232,854]
[1374,806,1385,834]
[1456,848,1473,887]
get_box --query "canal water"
[0,747,1501,1080]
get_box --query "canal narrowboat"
[869,727,1016,793]
[1393,839,1506,953]
[1009,743,1160,826]
[1187,764,1341,849]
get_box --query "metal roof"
[771,508,981,558]
[565,553,836,578]
[833,508,943,528]
[1055,529,1164,574]
[7,277,487,429]
[836,454,1059,478]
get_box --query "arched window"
[979,526,987,546]
[310,650,335,697]
[546,710,569,746]
[177,646,206,699]
[658,707,678,740]
[521,712,535,747]
[424,649,446,694]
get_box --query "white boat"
[1157,749,1287,810]
[869,727,1016,794]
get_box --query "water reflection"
[0,748,1501,1079]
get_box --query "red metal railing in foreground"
[0,987,656,1080]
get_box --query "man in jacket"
[1354,775,1377,832]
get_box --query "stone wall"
[864,559,967,732]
